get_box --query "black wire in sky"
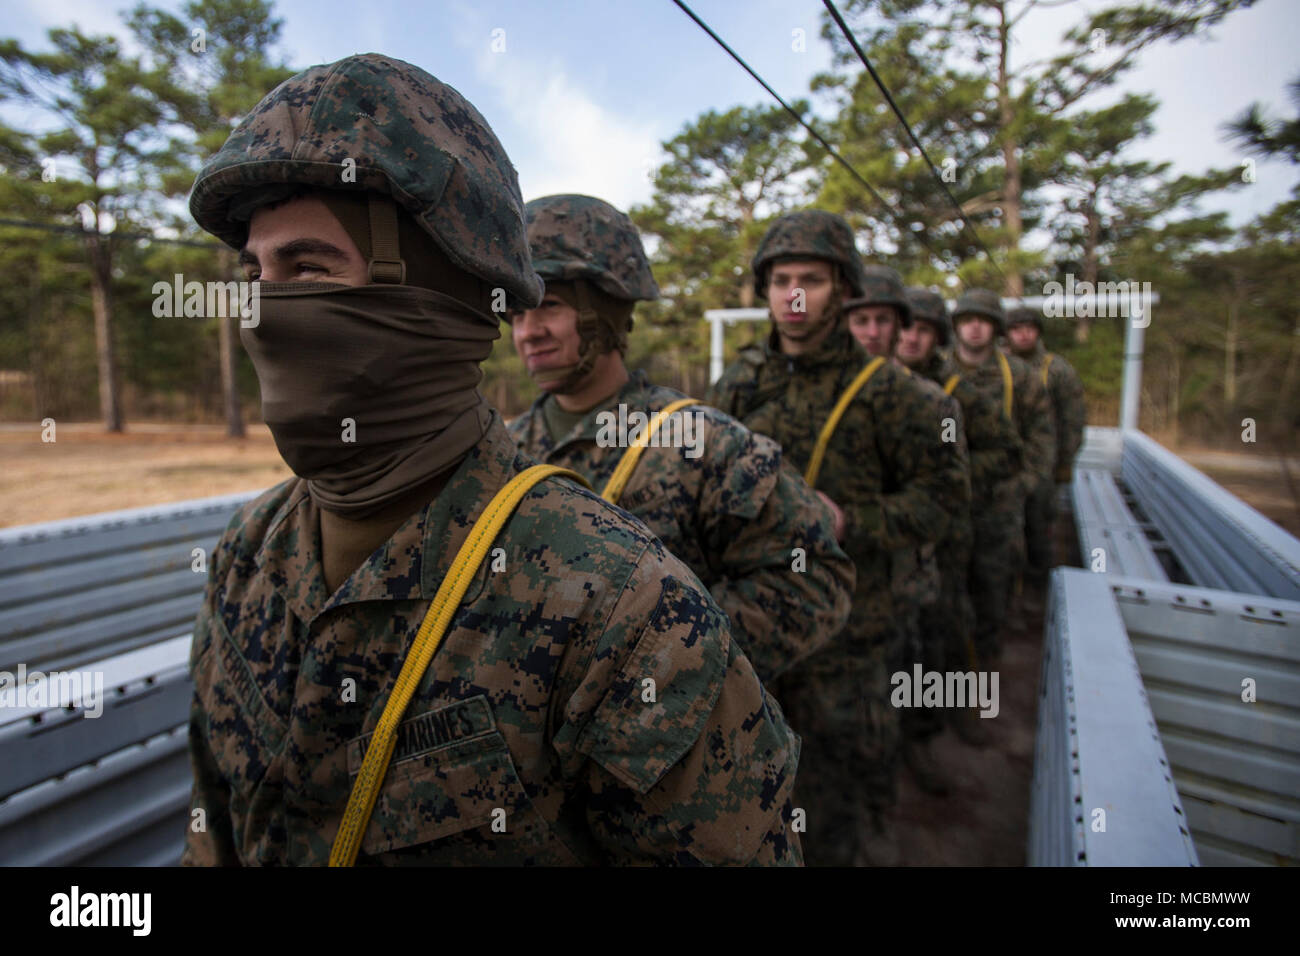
[670,0,951,268]
[821,0,1008,282]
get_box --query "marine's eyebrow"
[238,238,353,266]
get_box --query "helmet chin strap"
[367,195,407,284]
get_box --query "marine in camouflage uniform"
[950,290,1055,660]
[899,288,1023,745]
[508,195,854,685]
[1006,306,1086,578]
[844,271,971,793]
[181,54,802,866]
[707,212,968,864]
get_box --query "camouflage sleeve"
[695,424,854,683]
[181,678,241,866]
[957,381,1022,494]
[554,558,802,865]
[1052,363,1086,483]
[504,408,529,446]
[842,376,968,554]
[181,542,242,866]
[702,355,758,420]
[703,374,740,419]
[1018,372,1056,493]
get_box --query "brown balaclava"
[240,190,501,522]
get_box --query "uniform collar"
[955,345,1003,372]
[912,350,949,382]
[255,413,522,625]
[521,369,654,457]
[761,320,864,373]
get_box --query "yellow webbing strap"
[600,398,703,505]
[328,463,590,867]
[943,374,961,396]
[996,349,1014,419]
[1041,353,1054,387]
[804,356,886,489]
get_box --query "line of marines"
[181,53,1084,866]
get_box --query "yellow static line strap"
[804,356,886,489]
[600,398,703,505]
[996,349,1014,419]
[328,463,591,867]
[1041,353,1054,387]
[943,374,961,396]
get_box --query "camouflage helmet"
[952,288,1006,333]
[752,210,867,298]
[1006,305,1043,332]
[524,194,658,301]
[905,287,952,346]
[188,53,542,309]
[842,265,913,327]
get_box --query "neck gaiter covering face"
[242,281,498,518]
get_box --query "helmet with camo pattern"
[189,53,542,310]
[525,194,658,302]
[751,210,868,299]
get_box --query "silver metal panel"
[2,599,203,675]
[1073,468,1169,581]
[0,497,254,867]
[0,728,189,866]
[1111,576,1300,866]
[1076,427,1123,474]
[0,491,259,570]
[1028,578,1088,865]
[3,567,202,639]
[0,490,258,672]
[1121,431,1300,599]
[0,667,191,800]
[1029,568,1198,865]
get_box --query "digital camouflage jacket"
[706,326,969,644]
[1020,341,1086,483]
[952,348,1055,499]
[910,351,1023,500]
[890,367,970,611]
[508,370,854,684]
[182,415,802,866]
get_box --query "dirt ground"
[6,423,1295,532]
[887,569,1054,866]
[0,422,292,528]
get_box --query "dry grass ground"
[0,422,292,528]
[5,423,1296,534]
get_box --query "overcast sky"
[4,0,1297,228]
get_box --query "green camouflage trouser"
[1024,477,1057,574]
[970,482,1024,660]
[898,546,953,743]
[907,554,977,741]
[772,623,902,866]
